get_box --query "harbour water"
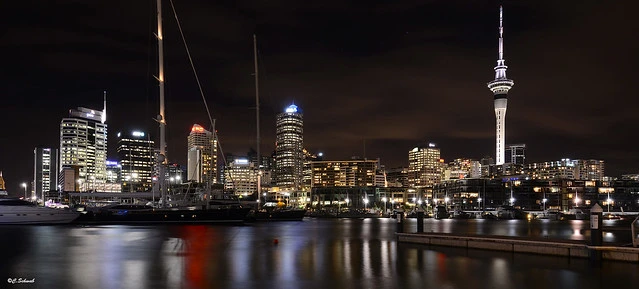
[1,218,637,289]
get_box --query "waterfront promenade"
[396,216,639,263]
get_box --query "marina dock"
[396,232,639,263]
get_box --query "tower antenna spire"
[102,90,107,124]
[499,5,504,60]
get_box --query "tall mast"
[254,34,261,205]
[254,35,260,173]
[156,0,168,206]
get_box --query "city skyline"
[2,1,639,192]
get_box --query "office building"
[34,147,58,200]
[224,158,258,196]
[505,144,526,165]
[59,94,107,191]
[275,104,304,190]
[408,143,443,188]
[117,131,155,192]
[187,124,217,185]
[310,159,380,188]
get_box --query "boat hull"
[0,206,80,224]
[75,207,252,225]
[252,209,306,221]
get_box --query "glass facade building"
[275,105,304,190]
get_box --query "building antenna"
[102,90,107,124]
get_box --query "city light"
[21,182,27,199]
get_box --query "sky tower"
[487,6,514,165]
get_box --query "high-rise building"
[59,95,107,191]
[187,124,217,185]
[275,104,304,190]
[310,159,380,188]
[505,144,526,165]
[444,158,481,180]
[526,159,605,181]
[224,158,257,196]
[386,167,409,187]
[105,160,122,192]
[33,147,58,200]
[576,159,605,181]
[117,131,155,192]
[407,143,443,188]
[487,6,514,165]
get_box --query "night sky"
[2,0,638,193]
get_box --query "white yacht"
[0,198,80,224]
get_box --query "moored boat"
[0,198,80,224]
[74,203,251,224]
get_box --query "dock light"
[574,197,580,204]
[381,197,387,203]
[478,197,482,203]
[510,197,515,204]
[444,197,450,203]
[417,200,422,205]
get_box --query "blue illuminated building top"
[285,104,298,113]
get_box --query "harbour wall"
[396,232,639,263]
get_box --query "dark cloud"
[1,0,639,192]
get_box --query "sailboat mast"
[254,34,261,205]
[156,0,168,207]
[254,35,260,171]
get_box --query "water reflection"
[1,220,638,289]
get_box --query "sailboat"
[74,0,251,224]
[248,35,306,222]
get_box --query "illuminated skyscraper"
[187,124,217,185]
[487,6,514,165]
[407,143,443,188]
[117,131,155,192]
[224,158,258,196]
[34,147,58,200]
[59,92,107,191]
[275,104,304,189]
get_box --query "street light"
[477,197,482,210]
[607,198,612,213]
[363,198,369,210]
[510,197,515,205]
[21,183,27,199]
[381,197,387,215]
